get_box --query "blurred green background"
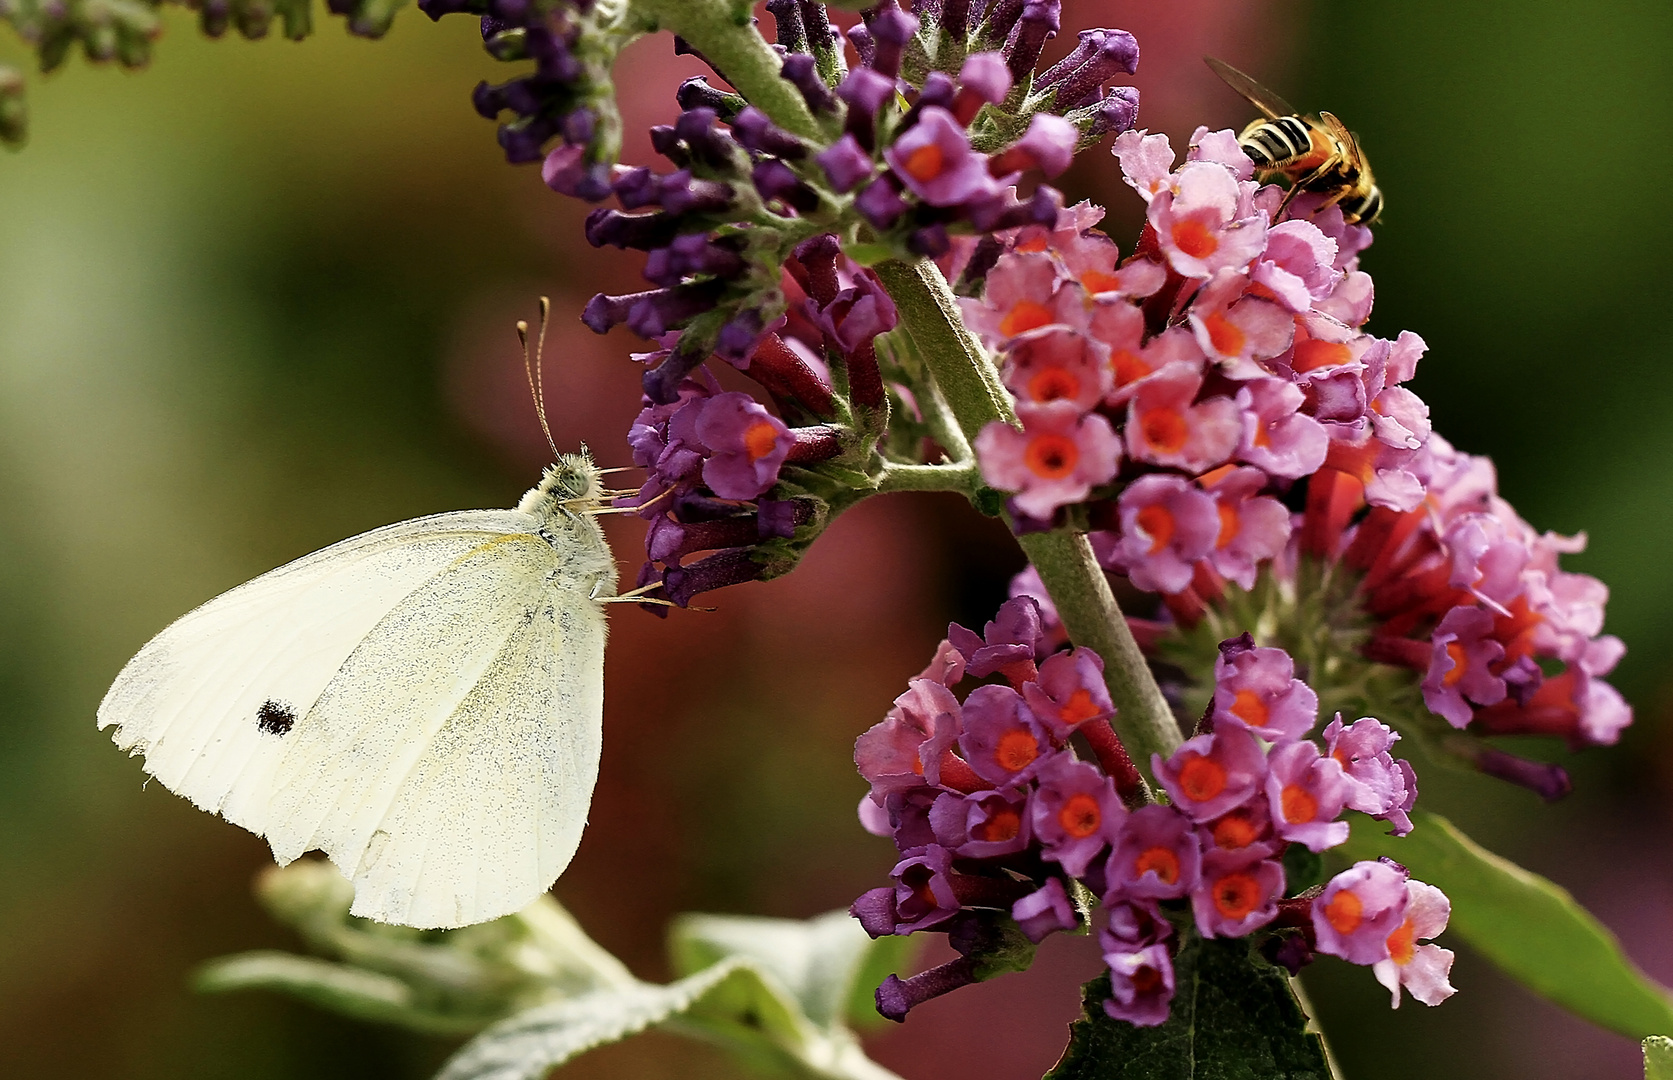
[1,2,1669,1077]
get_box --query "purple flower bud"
[673,107,740,168]
[731,105,807,159]
[837,67,896,149]
[1469,745,1572,802]
[1037,28,1139,108]
[780,53,837,114]
[585,208,680,251]
[816,133,876,193]
[846,22,876,68]
[1002,0,1061,85]
[865,3,919,79]
[542,145,615,201]
[643,233,746,288]
[916,71,958,113]
[959,51,1013,105]
[676,76,744,120]
[856,174,908,229]
[661,547,766,606]
[851,886,899,937]
[645,515,758,565]
[1101,942,1174,1027]
[658,172,737,215]
[909,224,952,257]
[988,112,1079,178]
[714,308,766,365]
[945,596,1044,681]
[752,159,820,213]
[1012,878,1079,942]
[1087,86,1141,138]
[939,0,974,38]
[876,957,981,1022]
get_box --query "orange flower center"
[1171,218,1217,259]
[973,805,1021,843]
[1111,349,1152,387]
[1212,811,1262,849]
[743,419,782,461]
[1177,755,1227,802]
[1443,642,1469,687]
[1293,338,1353,372]
[1323,889,1364,934]
[1386,918,1416,965]
[1217,503,1241,549]
[1081,269,1121,294]
[903,142,946,182]
[1135,504,1176,554]
[1059,793,1103,838]
[1028,367,1083,403]
[994,729,1039,773]
[1229,688,1269,728]
[1060,688,1101,726]
[1000,299,1053,337]
[1214,871,1260,918]
[1140,407,1189,454]
[1024,433,1080,479]
[1281,783,1318,824]
[1133,845,1180,884]
[1204,311,1246,357]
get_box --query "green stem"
[876,461,981,493]
[877,258,1183,777]
[634,0,822,141]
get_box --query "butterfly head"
[533,449,606,509]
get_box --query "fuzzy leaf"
[1343,811,1673,1039]
[194,951,486,1036]
[1044,935,1333,1080]
[1646,1036,1673,1080]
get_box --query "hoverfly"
[1205,57,1382,225]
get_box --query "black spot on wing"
[257,699,297,736]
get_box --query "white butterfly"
[98,449,619,930]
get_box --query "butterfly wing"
[261,531,607,928]
[99,509,607,927]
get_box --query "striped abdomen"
[1336,184,1383,226]
[1237,116,1316,168]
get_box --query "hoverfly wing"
[1318,111,1366,173]
[1204,56,1298,121]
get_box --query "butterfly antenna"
[517,296,562,462]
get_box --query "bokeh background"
[3,1,1671,1077]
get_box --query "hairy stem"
[634,0,822,141]
[877,257,1182,778]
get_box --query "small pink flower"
[1324,716,1417,836]
[1112,129,1176,202]
[1021,646,1115,739]
[1102,942,1176,1027]
[1003,326,1112,409]
[1149,162,1268,278]
[1091,305,1203,404]
[976,401,1122,519]
[1213,637,1319,740]
[1106,804,1201,899]
[1372,880,1457,1007]
[695,392,794,499]
[1445,512,1531,610]
[1313,860,1410,965]
[1125,362,1240,471]
[929,788,1033,858]
[1187,270,1295,378]
[1032,756,1125,878]
[854,679,962,801]
[1423,606,1507,728]
[1012,878,1079,943]
[1153,725,1267,822]
[957,683,1053,786]
[1192,849,1283,938]
[1264,739,1351,852]
[960,251,1079,346]
[1236,378,1328,478]
[884,106,999,207]
[1186,125,1254,180]
[1200,467,1292,590]
[1251,219,1340,313]
[1102,473,1221,594]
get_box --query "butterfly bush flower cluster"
[963,129,1629,795]
[850,599,1453,1024]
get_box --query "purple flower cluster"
[617,239,903,607]
[851,602,1451,1025]
[958,126,1629,792]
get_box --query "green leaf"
[1342,811,1673,1039]
[1645,1036,1673,1080]
[669,909,896,1030]
[1045,935,1333,1080]
[194,951,486,1036]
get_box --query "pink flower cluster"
[958,127,1629,771]
[850,601,1452,1026]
